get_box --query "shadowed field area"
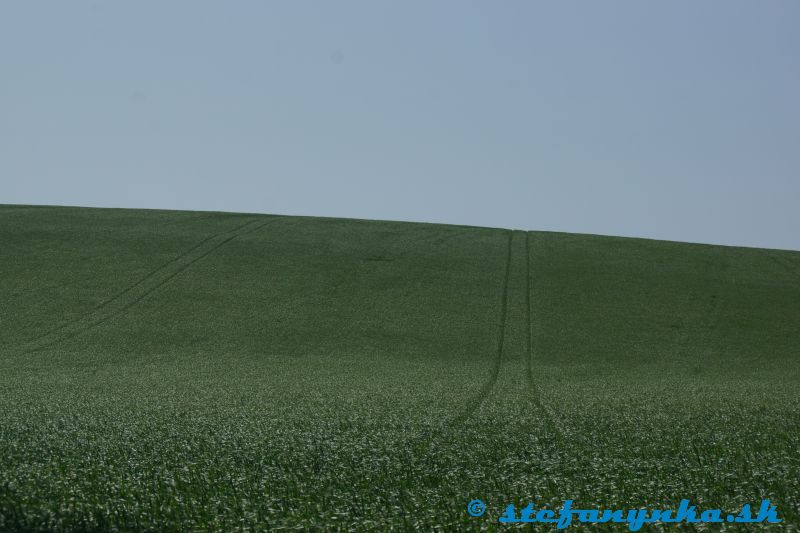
[1,205,798,530]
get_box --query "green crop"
[1,205,798,530]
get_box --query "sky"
[2,1,799,250]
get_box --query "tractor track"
[397,229,515,444]
[763,249,800,278]
[451,229,513,425]
[16,217,280,355]
[21,217,259,346]
[669,247,728,368]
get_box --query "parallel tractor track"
[17,217,280,355]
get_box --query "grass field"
[1,204,798,530]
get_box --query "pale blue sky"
[2,1,799,250]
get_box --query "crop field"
[1,204,799,530]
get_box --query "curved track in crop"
[452,229,513,425]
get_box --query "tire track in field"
[524,232,563,441]
[669,248,728,365]
[19,217,257,346]
[763,249,800,278]
[451,229,513,425]
[18,217,279,355]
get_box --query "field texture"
[1,205,799,530]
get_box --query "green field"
[1,204,798,530]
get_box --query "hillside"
[1,204,798,529]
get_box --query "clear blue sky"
[2,1,799,250]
